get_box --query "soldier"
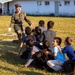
[8,3,34,42]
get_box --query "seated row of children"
[17,20,75,74]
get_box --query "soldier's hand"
[8,27,11,32]
[30,23,35,29]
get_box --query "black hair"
[25,26,31,35]
[39,20,45,27]
[47,21,54,29]
[43,40,50,49]
[35,27,41,35]
[54,37,62,45]
[26,39,34,47]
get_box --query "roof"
[0,0,13,4]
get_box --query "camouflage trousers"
[14,25,25,40]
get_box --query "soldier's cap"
[15,4,21,8]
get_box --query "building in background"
[0,0,75,16]
[0,0,12,15]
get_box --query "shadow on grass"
[0,66,44,75]
[0,66,17,73]
[0,41,67,75]
[19,71,44,75]
[0,41,26,66]
[0,41,19,51]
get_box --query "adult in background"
[8,3,34,42]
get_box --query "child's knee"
[47,60,55,67]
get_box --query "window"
[74,1,75,5]
[64,1,70,5]
[37,1,42,5]
[45,1,50,5]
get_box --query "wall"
[59,0,75,16]
[7,0,55,15]
[0,0,75,16]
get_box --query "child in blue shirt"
[62,37,75,73]
[47,37,66,71]
[18,26,35,58]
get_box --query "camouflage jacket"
[10,11,32,27]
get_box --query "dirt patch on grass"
[0,33,16,36]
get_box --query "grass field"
[0,16,75,75]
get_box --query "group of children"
[17,20,75,74]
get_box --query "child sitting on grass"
[18,26,35,59]
[47,37,66,72]
[35,40,54,70]
[62,37,75,74]
[33,27,43,49]
[38,20,46,33]
[40,21,56,50]
[24,39,40,67]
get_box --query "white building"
[0,0,75,16]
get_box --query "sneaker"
[12,40,21,43]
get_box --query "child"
[34,27,42,42]
[40,21,56,50]
[35,40,54,70]
[32,27,43,49]
[24,39,40,67]
[18,26,35,57]
[62,37,75,73]
[38,20,47,33]
[47,37,66,72]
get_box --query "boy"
[33,27,43,49]
[35,40,53,70]
[38,20,46,33]
[40,21,56,50]
[24,39,40,67]
[62,37,75,73]
[18,26,35,57]
[47,37,66,71]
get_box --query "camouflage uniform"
[10,11,32,40]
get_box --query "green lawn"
[0,16,75,75]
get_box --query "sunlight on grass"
[0,16,75,75]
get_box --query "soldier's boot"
[17,30,22,42]
[12,33,22,43]
[17,33,22,43]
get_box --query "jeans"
[47,60,64,71]
[25,59,34,67]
